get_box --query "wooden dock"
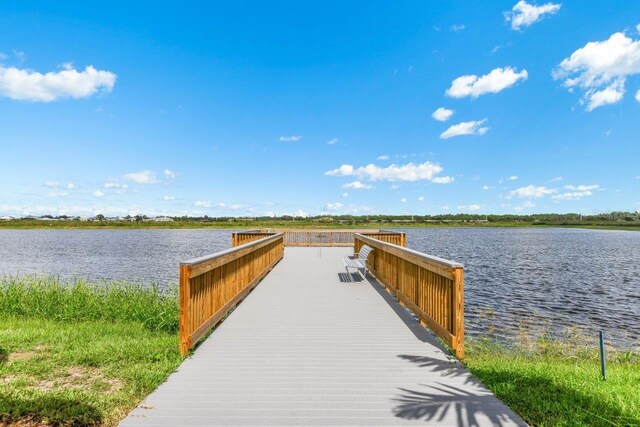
[120,235,526,426]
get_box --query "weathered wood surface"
[121,248,526,426]
[355,233,465,359]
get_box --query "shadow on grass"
[466,365,639,427]
[0,347,7,364]
[0,392,102,426]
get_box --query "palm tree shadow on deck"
[392,382,525,427]
[391,354,525,426]
[358,275,528,426]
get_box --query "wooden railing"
[179,233,284,355]
[360,231,406,247]
[232,229,405,247]
[354,233,465,359]
[231,230,276,247]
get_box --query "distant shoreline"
[1,220,639,232]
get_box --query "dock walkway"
[120,247,526,426]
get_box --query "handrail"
[231,230,277,247]
[179,233,284,355]
[354,233,465,359]
[232,229,406,247]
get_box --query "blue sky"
[1,0,639,217]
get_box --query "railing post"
[179,264,191,356]
[452,267,465,360]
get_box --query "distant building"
[153,216,174,222]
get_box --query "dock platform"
[120,247,526,426]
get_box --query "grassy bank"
[0,278,182,426]
[465,336,640,426]
[3,278,639,426]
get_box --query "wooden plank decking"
[120,247,526,426]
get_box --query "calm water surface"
[0,228,638,348]
[402,228,640,348]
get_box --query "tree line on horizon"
[7,211,640,223]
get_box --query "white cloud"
[507,175,519,181]
[432,107,454,122]
[123,170,159,185]
[554,31,640,110]
[446,67,528,98]
[505,1,561,31]
[564,184,599,191]
[440,120,489,139]
[104,182,128,189]
[164,169,177,179]
[327,138,338,145]
[377,155,390,160]
[48,191,69,198]
[326,164,354,176]
[43,181,59,188]
[0,64,116,102]
[342,192,348,198]
[418,196,424,201]
[450,24,465,32]
[432,176,455,184]
[514,200,536,211]
[0,52,7,61]
[163,195,175,201]
[342,181,373,190]
[458,204,481,211]
[325,161,444,182]
[509,185,557,198]
[552,186,598,200]
[66,183,77,189]
[585,80,625,111]
[294,209,308,217]
[279,135,302,142]
[549,176,563,182]
[193,200,211,208]
[482,185,493,190]
[400,198,407,203]
[93,190,105,197]
[636,89,640,102]
[324,202,343,211]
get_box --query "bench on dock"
[342,244,373,279]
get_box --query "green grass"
[3,277,640,426]
[0,278,182,426]
[465,337,640,427]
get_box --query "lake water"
[0,228,638,348]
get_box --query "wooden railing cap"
[355,233,463,268]
[180,233,283,266]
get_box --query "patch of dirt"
[7,346,50,363]
[7,352,35,362]
[0,375,16,383]
[0,417,55,427]
[34,366,122,394]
